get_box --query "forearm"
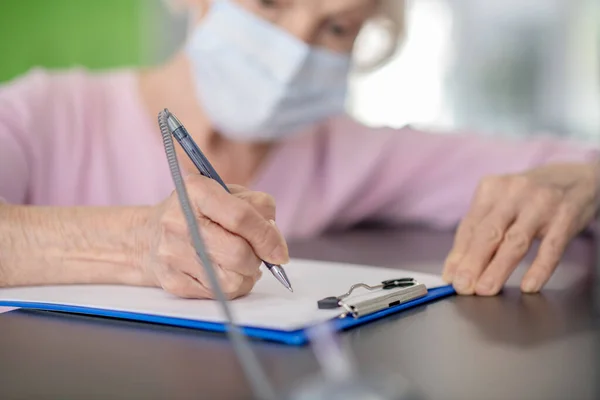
[0,204,153,287]
[393,130,599,228]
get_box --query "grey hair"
[161,0,406,71]
[355,0,406,72]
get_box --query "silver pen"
[165,111,293,292]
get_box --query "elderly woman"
[0,0,598,300]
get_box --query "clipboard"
[0,259,456,346]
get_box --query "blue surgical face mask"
[185,0,352,141]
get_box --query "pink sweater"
[0,68,598,239]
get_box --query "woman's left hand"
[442,161,600,296]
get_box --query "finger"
[233,191,276,222]
[162,248,254,299]
[214,264,247,294]
[443,179,497,282]
[162,221,260,288]
[474,208,543,296]
[187,175,289,265]
[201,219,263,277]
[452,205,517,295]
[226,184,247,194]
[520,204,577,293]
[443,216,480,282]
[200,267,260,300]
[159,266,254,300]
[226,274,259,300]
[474,188,562,295]
[226,269,262,300]
[157,267,212,299]
[222,183,278,221]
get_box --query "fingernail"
[268,219,276,226]
[475,278,494,294]
[270,244,289,265]
[522,278,539,293]
[453,272,471,291]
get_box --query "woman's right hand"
[141,174,289,300]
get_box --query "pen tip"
[288,287,294,293]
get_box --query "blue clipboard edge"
[0,285,456,346]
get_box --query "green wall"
[0,0,151,82]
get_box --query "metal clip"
[317,278,427,318]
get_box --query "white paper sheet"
[0,258,447,331]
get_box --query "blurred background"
[1,0,599,144]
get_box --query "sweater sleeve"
[0,71,43,204]
[322,117,600,230]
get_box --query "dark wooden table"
[0,228,598,400]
